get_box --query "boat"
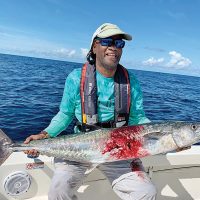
[1,146,200,200]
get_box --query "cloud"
[142,51,192,70]
[80,48,89,58]
[41,48,76,59]
[166,51,192,69]
[0,43,77,60]
[54,48,76,57]
[142,57,164,66]
[0,29,84,61]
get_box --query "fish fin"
[85,163,99,175]
[0,129,13,166]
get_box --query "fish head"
[172,122,200,148]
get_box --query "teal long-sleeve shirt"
[45,68,150,137]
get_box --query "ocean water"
[0,53,199,141]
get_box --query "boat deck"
[1,146,200,200]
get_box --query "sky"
[0,0,200,77]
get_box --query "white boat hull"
[1,146,200,200]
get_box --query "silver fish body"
[1,121,200,165]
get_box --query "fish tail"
[0,129,13,166]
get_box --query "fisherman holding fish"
[24,23,157,200]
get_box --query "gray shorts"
[48,158,157,200]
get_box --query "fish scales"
[1,121,200,165]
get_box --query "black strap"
[80,63,130,132]
[76,121,115,132]
[114,64,130,126]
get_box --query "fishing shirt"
[45,68,150,137]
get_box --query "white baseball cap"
[89,23,132,50]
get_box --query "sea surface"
[0,53,200,141]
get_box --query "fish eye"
[191,124,197,130]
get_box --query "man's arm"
[128,72,150,125]
[44,70,80,137]
[23,69,79,156]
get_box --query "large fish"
[1,121,200,165]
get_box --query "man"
[24,23,157,200]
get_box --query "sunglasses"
[95,37,125,48]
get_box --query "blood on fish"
[102,125,150,159]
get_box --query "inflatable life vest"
[80,62,131,131]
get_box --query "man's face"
[92,35,123,70]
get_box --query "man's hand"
[24,131,49,157]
